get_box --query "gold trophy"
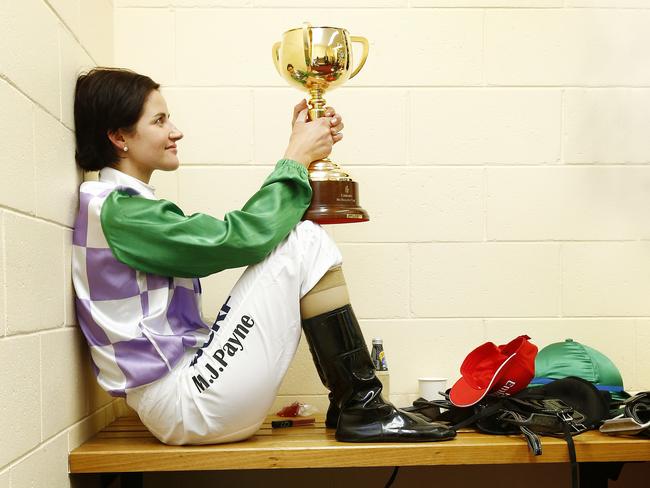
[272,23,370,224]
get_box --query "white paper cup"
[376,370,390,400]
[418,377,447,401]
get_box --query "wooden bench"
[69,414,650,488]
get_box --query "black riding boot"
[309,349,340,428]
[302,305,456,442]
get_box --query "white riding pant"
[125,221,342,445]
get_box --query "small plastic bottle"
[371,338,388,371]
[371,338,390,399]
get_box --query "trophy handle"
[271,42,282,76]
[349,36,369,80]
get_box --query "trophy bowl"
[274,25,363,93]
[272,23,370,224]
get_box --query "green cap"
[530,339,628,402]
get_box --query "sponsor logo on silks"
[189,296,232,367]
[191,314,256,394]
[494,380,516,396]
[212,296,232,332]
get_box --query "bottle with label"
[371,338,388,371]
[371,338,390,399]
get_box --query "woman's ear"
[107,129,128,154]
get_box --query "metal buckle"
[557,411,586,433]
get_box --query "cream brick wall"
[0,0,118,486]
[113,2,650,422]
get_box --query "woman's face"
[123,89,183,174]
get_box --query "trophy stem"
[307,85,327,120]
[306,85,351,181]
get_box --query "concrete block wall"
[0,1,123,486]
[114,1,650,416]
[0,0,646,487]
[112,0,650,416]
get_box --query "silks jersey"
[71,159,311,397]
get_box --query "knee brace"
[300,266,350,319]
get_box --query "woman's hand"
[283,99,345,169]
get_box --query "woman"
[72,67,454,445]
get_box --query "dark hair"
[74,68,160,171]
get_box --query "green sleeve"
[100,159,312,278]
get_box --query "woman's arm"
[100,159,311,278]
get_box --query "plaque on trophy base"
[305,180,369,224]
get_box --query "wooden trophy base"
[303,180,369,225]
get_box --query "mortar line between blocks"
[331,239,649,244]
[0,206,73,231]
[362,316,650,322]
[39,335,44,445]
[44,0,100,67]
[1,398,111,474]
[407,242,412,318]
[634,319,639,391]
[42,0,81,55]
[1,212,5,337]
[172,7,178,86]
[559,242,564,318]
[2,325,78,341]
[0,75,66,138]
[405,90,411,166]
[483,166,488,242]
[120,6,650,10]
[250,88,256,163]
[178,163,650,168]
[481,8,486,87]
[161,85,650,90]
[57,20,63,126]
[64,227,74,327]
[32,105,37,218]
[559,88,566,164]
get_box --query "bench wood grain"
[69,415,650,474]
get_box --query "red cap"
[449,335,538,407]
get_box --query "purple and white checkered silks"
[72,168,210,397]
